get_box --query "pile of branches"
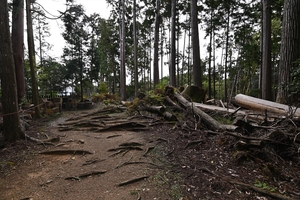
[130,86,300,164]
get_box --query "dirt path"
[2,106,299,200]
[0,110,177,200]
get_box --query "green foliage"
[254,181,276,192]
[92,93,119,103]
[97,82,108,94]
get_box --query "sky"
[39,0,111,59]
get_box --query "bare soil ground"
[1,105,300,200]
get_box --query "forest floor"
[0,104,300,200]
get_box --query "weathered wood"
[164,96,184,112]
[234,94,300,117]
[144,105,165,113]
[171,87,237,131]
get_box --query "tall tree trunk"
[224,6,230,102]
[26,0,41,118]
[262,0,272,100]
[190,0,202,87]
[181,20,187,86]
[213,31,216,98]
[153,0,161,87]
[176,19,180,87]
[187,27,191,85]
[160,23,164,80]
[276,0,300,103]
[169,0,176,86]
[0,0,22,141]
[120,0,126,100]
[133,0,138,97]
[208,9,213,99]
[12,0,25,104]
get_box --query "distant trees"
[3,0,300,128]
[61,4,89,102]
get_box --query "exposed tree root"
[117,175,150,187]
[107,134,122,139]
[143,146,155,156]
[184,140,203,149]
[82,158,106,166]
[65,170,107,181]
[108,146,143,152]
[119,142,143,147]
[39,149,93,155]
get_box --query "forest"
[0,0,299,140]
[1,0,300,199]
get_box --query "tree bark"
[167,87,237,131]
[190,0,202,87]
[153,0,161,87]
[276,0,300,103]
[26,0,41,118]
[262,0,272,100]
[133,0,138,98]
[0,0,22,141]
[169,0,176,86]
[12,0,25,104]
[120,0,126,101]
[235,94,300,117]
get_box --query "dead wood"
[164,96,185,112]
[144,105,165,113]
[234,94,300,117]
[229,180,293,200]
[167,86,238,131]
[224,131,289,145]
[39,149,93,155]
[162,111,178,121]
[65,170,106,181]
[198,167,293,200]
[117,175,150,187]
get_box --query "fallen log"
[193,103,280,122]
[234,94,300,117]
[168,86,238,131]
